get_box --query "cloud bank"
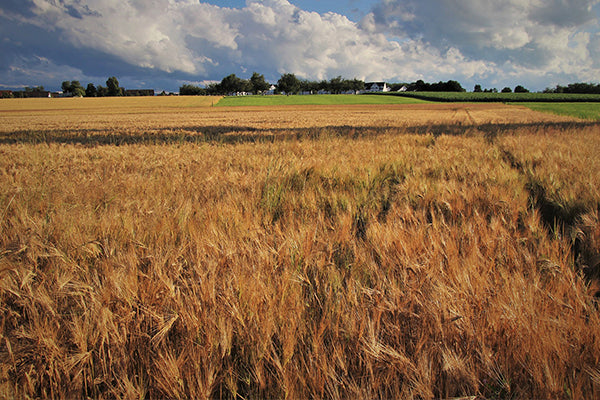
[0,0,598,91]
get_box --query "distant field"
[0,95,221,113]
[216,94,427,106]
[518,102,600,120]
[390,91,600,103]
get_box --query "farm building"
[364,82,391,92]
[264,85,277,95]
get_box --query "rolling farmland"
[1,97,599,399]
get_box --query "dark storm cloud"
[0,0,37,18]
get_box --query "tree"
[70,81,85,97]
[86,83,97,97]
[501,87,512,93]
[219,74,249,94]
[277,73,300,95]
[514,85,529,93]
[96,85,109,97]
[474,84,482,92]
[414,79,427,91]
[179,84,206,96]
[443,80,465,92]
[349,78,365,92]
[107,76,122,96]
[329,76,344,94]
[61,80,84,96]
[250,72,270,94]
[62,81,72,93]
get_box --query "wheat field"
[1,97,599,399]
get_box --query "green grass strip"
[518,102,600,120]
[389,92,600,103]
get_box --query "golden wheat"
[0,98,598,399]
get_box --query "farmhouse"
[264,85,277,95]
[364,82,391,92]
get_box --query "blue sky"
[1,0,599,92]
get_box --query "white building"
[364,82,391,92]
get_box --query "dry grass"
[0,98,599,399]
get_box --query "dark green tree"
[474,84,482,92]
[329,76,344,94]
[96,85,109,97]
[179,84,206,95]
[62,80,85,96]
[86,83,97,97]
[219,74,249,94]
[277,73,300,95]
[107,76,122,96]
[501,87,512,93]
[349,78,365,92]
[71,81,85,97]
[514,85,529,93]
[249,72,270,94]
[61,81,72,93]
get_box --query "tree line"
[0,76,147,98]
[62,76,126,97]
[2,74,598,99]
[179,73,472,95]
[180,72,366,96]
[543,82,600,94]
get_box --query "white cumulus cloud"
[0,0,599,90]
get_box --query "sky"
[1,0,599,93]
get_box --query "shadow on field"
[0,121,598,146]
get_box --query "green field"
[518,102,600,120]
[390,91,600,103]
[216,94,428,106]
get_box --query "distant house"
[0,90,13,98]
[364,82,391,92]
[264,85,276,95]
[124,89,155,96]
